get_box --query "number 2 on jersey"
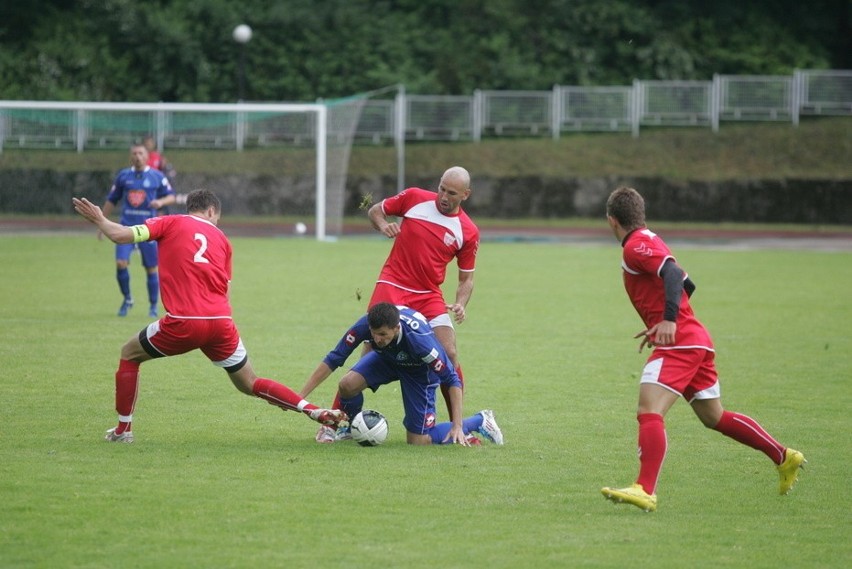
[193,233,210,264]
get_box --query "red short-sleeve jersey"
[377,188,479,294]
[144,214,233,318]
[621,228,713,350]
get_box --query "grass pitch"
[1,233,850,568]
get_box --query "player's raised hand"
[72,197,106,224]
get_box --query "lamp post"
[232,24,252,101]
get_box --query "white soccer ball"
[350,410,388,446]
[294,222,307,235]
[232,24,253,44]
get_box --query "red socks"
[713,410,786,464]
[636,413,667,495]
[251,378,316,413]
[114,359,140,434]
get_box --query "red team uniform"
[369,188,480,321]
[139,214,245,368]
[621,228,719,401]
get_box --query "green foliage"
[1,234,850,567]
[0,0,846,101]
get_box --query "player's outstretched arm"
[72,197,134,244]
[299,361,334,399]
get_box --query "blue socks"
[147,272,159,306]
[117,267,130,299]
[339,393,364,424]
[429,413,484,444]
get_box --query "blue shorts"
[351,351,439,435]
[115,241,159,268]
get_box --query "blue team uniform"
[324,307,462,435]
[106,166,174,267]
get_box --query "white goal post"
[0,100,355,240]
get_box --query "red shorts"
[140,316,247,369]
[369,282,448,322]
[640,347,720,402]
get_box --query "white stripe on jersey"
[403,201,465,249]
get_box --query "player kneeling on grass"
[300,302,504,446]
[72,190,347,443]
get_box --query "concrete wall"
[1,169,850,224]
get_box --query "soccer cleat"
[148,304,158,318]
[777,448,806,495]
[117,299,133,317]
[104,427,134,443]
[315,425,336,444]
[601,484,657,512]
[334,426,353,441]
[477,409,504,445]
[308,408,349,428]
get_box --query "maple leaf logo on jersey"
[127,189,147,208]
[443,232,457,247]
[633,243,653,257]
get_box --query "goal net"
[0,97,372,240]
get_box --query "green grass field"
[1,234,850,568]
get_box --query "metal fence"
[1,69,849,151]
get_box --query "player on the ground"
[73,189,347,444]
[309,167,480,443]
[600,186,805,512]
[301,303,503,446]
[101,143,175,318]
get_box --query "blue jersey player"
[301,302,504,446]
[101,144,175,317]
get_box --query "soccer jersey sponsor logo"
[127,189,147,208]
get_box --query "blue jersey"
[324,307,462,389]
[106,166,174,226]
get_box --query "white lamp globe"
[233,24,253,44]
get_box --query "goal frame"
[0,101,332,240]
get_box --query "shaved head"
[441,166,471,190]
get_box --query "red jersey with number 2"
[378,188,479,294]
[621,228,713,350]
[144,214,233,318]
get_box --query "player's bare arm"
[443,385,468,445]
[299,361,334,399]
[447,270,475,323]
[367,202,400,238]
[73,197,135,244]
[150,194,177,210]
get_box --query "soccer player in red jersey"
[142,135,176,180]
[72,189,347,443]
[368,166,478,387]
[308,166,480,443]
[600,186,805,512]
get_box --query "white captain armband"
[131,225,151,243]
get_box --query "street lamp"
[233,24,252,101]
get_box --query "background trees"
[0,0,848,102]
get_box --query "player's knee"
[406,432,432,445]
[338,373,362,399]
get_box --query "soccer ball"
[350,410,388,446]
